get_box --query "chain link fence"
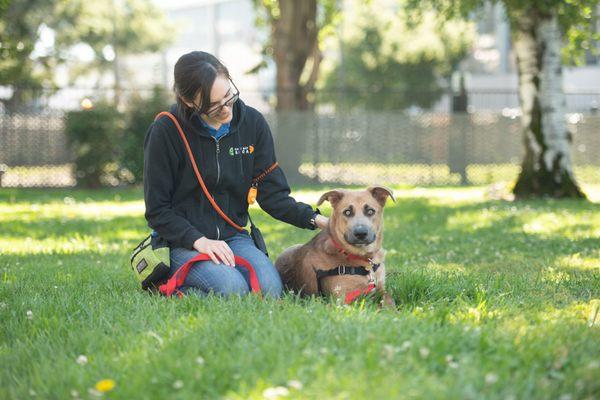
[1,87,599,187]
[267,111,599,187]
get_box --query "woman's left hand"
[315,214,329,230]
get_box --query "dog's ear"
[317,189,344,207]
[367,186,395,206]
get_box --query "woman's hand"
[193,237,235,266]
[315,214,329,230]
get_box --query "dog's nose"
[353,225,369,240]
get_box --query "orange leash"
[248,161,279,204]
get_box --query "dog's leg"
[375,264,396,308]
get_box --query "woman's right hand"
[193,237,235,266]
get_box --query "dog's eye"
[343,209,352,217]
[365,208,375,216]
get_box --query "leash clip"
[367,257,376,269]
[368,270,376,285]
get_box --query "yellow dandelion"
[95,379,116,393]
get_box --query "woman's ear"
[317,190,344,207]
[179,93,200,110]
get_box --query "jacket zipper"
[214,137,221,186]
[214,136,221,240]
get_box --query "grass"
[0,186,599,399]
[298,163,600,186]
[3,162,600,188]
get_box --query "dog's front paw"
[380,292,396,309]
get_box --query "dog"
[275,186,395,305]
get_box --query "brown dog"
[275,186,395,305]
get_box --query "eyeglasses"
[204,80,239,117]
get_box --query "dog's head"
[317,186,395,251]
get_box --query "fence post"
[273,111,313,186]
[450,74,469,185]
[0,164,7,187]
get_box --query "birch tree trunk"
[512,10,586,199]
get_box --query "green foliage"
[65,103,123,188]
[320,0,474,110]
[65,88,171,187]
[119,87,172,184]
[0,0,173,107]
[52,0,174,82]
[0,0,56,89]
[405,0,600,65]
[0,187,599,398]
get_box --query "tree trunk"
[512,10,586,199]
[272,0,318,111]
[269,0,320,185]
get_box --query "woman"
[143,51,328,298]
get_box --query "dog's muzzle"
[345,224,376,246]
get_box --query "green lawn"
[1,186,599,399]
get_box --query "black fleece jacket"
[143,99,316,249]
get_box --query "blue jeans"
[169,231,283,298]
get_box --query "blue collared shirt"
[198,115,231,140]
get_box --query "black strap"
[315,264,380,294]
[247,212,256,229]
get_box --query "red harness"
[322,238,379,304]
[159,254,262,298]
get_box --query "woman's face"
[193,75,235,125]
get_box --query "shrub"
[119,86,172,184]
[65,103,123,188]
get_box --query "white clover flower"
[76,355,88,366]
[196,356,205,365]
[263,386,289,399]
[287,380,303,390]
[173,380,184,390]
[87,388,103,398]
[485,373,498,384]
[383,344,399,359]
[419,347,430,358]
[446,355,459,369]
[26,310,33,320]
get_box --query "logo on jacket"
[229,145,254,156]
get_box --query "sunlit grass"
[0,186,598,399]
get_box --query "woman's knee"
[254,262,283,298]
[185,261,250,297]
[217,274,250,297]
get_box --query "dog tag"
[247,186,258,204]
